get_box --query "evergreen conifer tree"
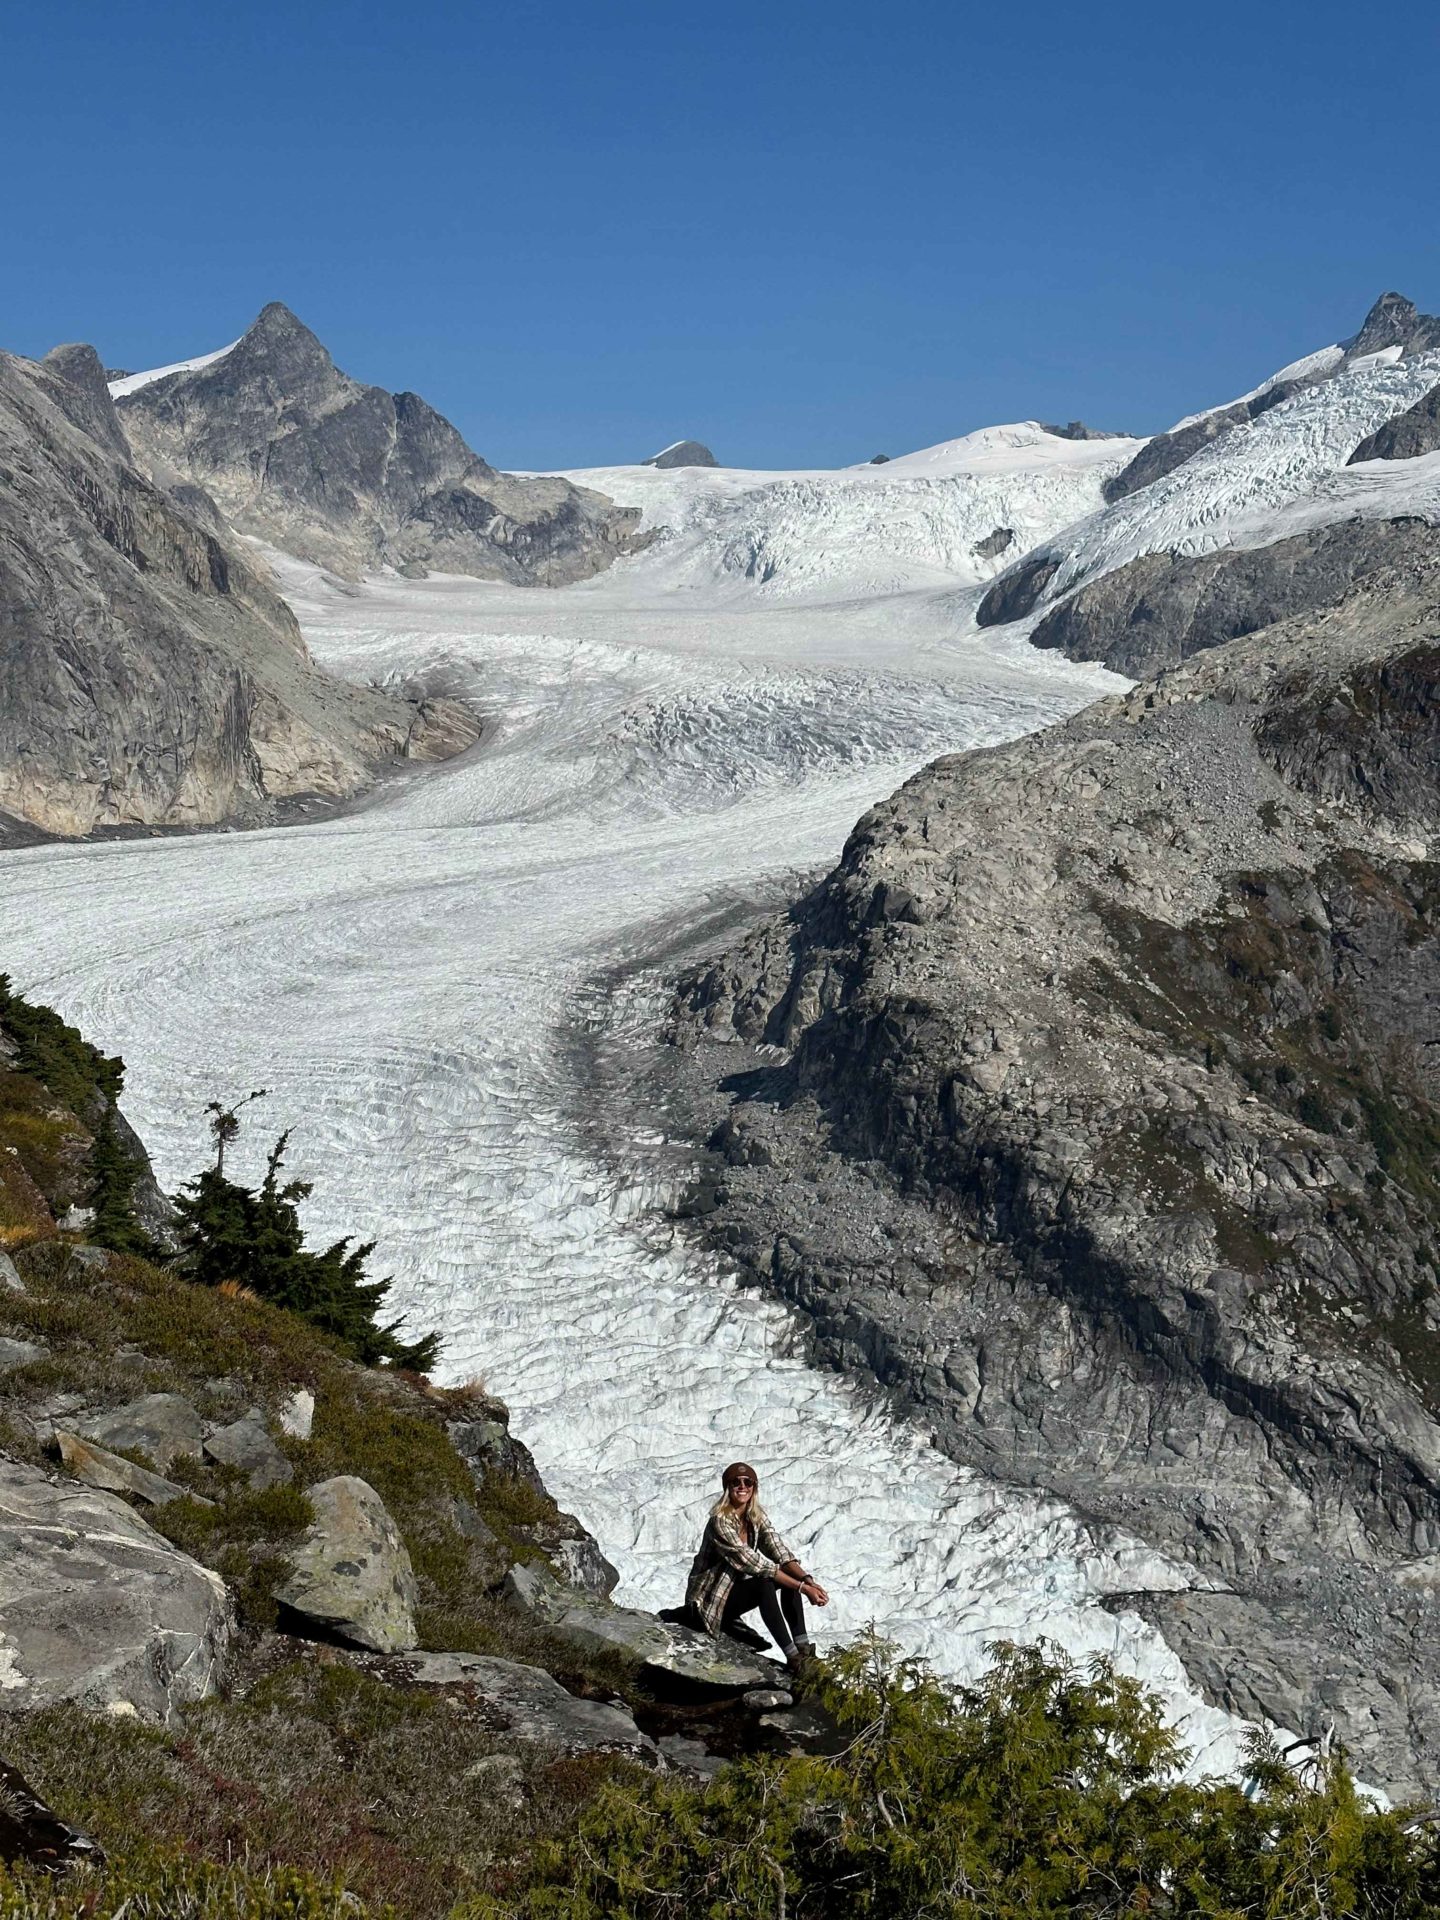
[175,1103,439,1371]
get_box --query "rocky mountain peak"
[35,342,130,457]
[1344,289,1440,359]
[114,306,643,583]
[646,439,718,469]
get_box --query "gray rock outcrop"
[203,1408,292,1488]
[502,1563,776,1695]
[53,1431,208,1508]
[0,1459,232,1723]
[116,304,644,584]
[1027,515,1435,678]
[74,1391,204,1470]
[1349,384,1440,465]
[0,341,480,838]
[645,440,718,469]
[667,548,1440,1792]
[275,1475,418,1653]
[400,1650,659,1761]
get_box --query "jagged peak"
[1344,289,1440,359]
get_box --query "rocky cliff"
[0,341,478,839]
[669,546,1440,1795]
[115,303,646,583]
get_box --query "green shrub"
[463,1635,1440,1920]
[0,975,123,1112]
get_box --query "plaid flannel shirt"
[685,1502,798,1637]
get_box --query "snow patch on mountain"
[107,341,239,398]
[1010,347,1440,613]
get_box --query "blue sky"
[7,0,1438,469]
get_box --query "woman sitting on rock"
[686,1461,828,1671]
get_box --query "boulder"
[203,1408,292,1489]
[0,1337,44,1373]
[0,1755,103,1871]
[74,1391,204,1470]
[0,1458,233,1724]
[502,1563,777,1696]
[275,1475,418,1653]
[549,1533,621,1599]
[656,1733,726,1779]
[54,1430,210,1509]
[0,1251,23,1293]
[401,1650,658,1762]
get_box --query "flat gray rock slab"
[203,1409,292,1489]
[403,1650,657,1761]
[53,1431,208,1508]
[276,1475,418,1654]
[503,1563,776,1695]
[0,1458,232,1724]
[0,1337,45,1373]
[75,1392,204,1470]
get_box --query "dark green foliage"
[0,976,154,1250]
[87,1109,160,1257]
[466,1636,1440,1920]
[0,974,124,1111]
[174,1127,439,1371]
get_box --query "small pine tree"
[175,1104,439,1372]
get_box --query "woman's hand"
[802,1578,829,1606]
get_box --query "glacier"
[7,411,1404,1777]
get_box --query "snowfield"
[1010,344,1440,610]
[9,372,1422,1775]
[561,424,1139,600]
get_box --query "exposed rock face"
[1345,291,1440,361]
[502,1563,776,1695]
[443,1391,618,1597]
[53,1431,208,1508]
[116,304,644,583]
[202,1408,292,1489]
[1042,421,1129,442]
[400,1650,659,1761]
[669,551,1440,1793]
[645,439,718,469]
[0,342,480,838]
[974,551,1060,626]
[1102,292,1440,505]
[74,1391,204,1470]
[0,1459,233,1723]
[1028,516,1435,678]
[971,527,1015,562]
[1350,384,1440,465]
[276,1475,419,1653]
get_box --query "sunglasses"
[728,1476,756,1487]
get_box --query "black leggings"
[725,1576,809,1652]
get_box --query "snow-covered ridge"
[557,423,1144,602]
[107,341,238,398]
[998,343,1440,616]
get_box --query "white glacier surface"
[0,437,1291,1776]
